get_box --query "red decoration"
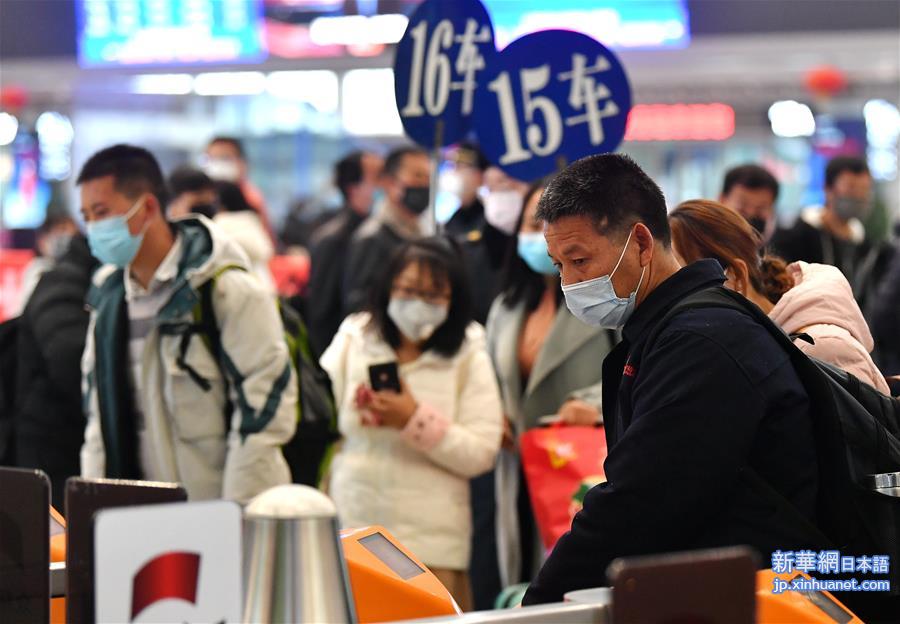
[804,65,848,99]
[624,103,735,142]
[0,85,28,111]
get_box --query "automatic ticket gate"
[2,467,891,624]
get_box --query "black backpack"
[646,287,900,612]
[175,266,339,487]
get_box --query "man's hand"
[369,380,419,429]
[559,399,601,426]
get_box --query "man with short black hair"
[342,146,430,315]
[306,150,384,356]
[720,164,780,242]
[521,153,818,605]
[771,156,875,292]
[78,144,297,502]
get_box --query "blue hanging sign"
[393,0,498,148]
[473,29,632,181]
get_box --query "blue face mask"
[517,232,558,276]
[371,188,387,215]
[86,196,147,267]
[561,228,646,329]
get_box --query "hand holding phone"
[369,362,402,393]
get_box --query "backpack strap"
[170,265,246,432]
[175,326,212,392]
[640,286,838,547]
[741,466,834,548]
[202,265,246,426]
[642,287,800,359]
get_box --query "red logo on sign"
[623,364,636,377]
[131,551,201,621]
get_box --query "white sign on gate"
[95,500,241,624]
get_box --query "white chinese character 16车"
[451,18,492,115]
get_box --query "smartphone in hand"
[369,362,401,393]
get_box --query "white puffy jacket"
[321,313,503,570]
[80,217,297,503]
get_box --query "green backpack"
[176,266,339,487]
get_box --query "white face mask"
[203,158,240,182]
[561,228,646,330]
[46,233,73,260]
[484,190,524,235]
[387,297,449,343]
[439,170,464,199]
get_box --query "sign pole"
[429,119,445,234]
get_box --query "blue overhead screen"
[76,0,266,67]
[74,0,689,68]
[482,0,690,50]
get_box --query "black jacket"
[306,208,366,357]
[771,218,874,292]
[522,260,818,605]
[444,200,511,325]
[870,240,900,379]
[15,235,98,510]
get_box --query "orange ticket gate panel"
[341,526,460,623]
[49,506,66,623]
[757,569,864,623]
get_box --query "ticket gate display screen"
[358,532,424,581]
[788,574,855,624]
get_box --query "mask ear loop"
[632,263,647,298]
[609,226,636,279]
[614,226,648,298]
[126,195,152,237]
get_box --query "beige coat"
[485,295,615,587]
[485,297,613,432]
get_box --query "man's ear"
[145,194,162,219]
[634,223,655,267]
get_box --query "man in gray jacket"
[78,145,297,503]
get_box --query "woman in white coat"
[321,237,503,611]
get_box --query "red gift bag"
[520,424,608,551]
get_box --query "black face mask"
[747,216,767,237]
[402,186,431,215]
